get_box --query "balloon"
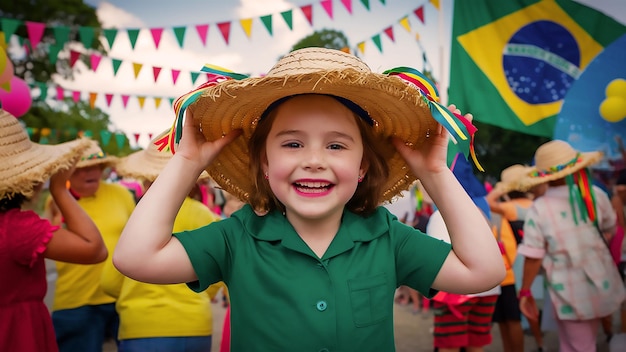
[0,77,32,117]
[0,58,13,85]
[599,96,626,123]
[606,78,626,98]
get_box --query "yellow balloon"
[606,78,626,98]
[599,96,626,122]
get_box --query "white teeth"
[294,181,330,189]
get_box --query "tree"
[290,29,350,52]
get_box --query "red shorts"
[432,295,498,348]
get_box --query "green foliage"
[290,29,350,52]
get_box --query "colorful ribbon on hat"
[156,65,250,154]
[565,168,598,226]
[383,67,483,172]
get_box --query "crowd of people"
[1,47,625,352]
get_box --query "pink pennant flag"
[414,6,425,24]
[300,5,313,26]
[152,67,162,82]
[25,21,46,49]
[171,69,181,84]
[148,133,153,141]
[196,24,209,46]
[70,50,81,68]
[341,0,353,14]
[56,86,65,100]
[105,93,114,107]
[150,28,164,48]
[384,26,395,42]
[90,54,102,71]
[72,91,81,103]
[121,95,130,108]
[321,0,334,19]
[217,22,231,44]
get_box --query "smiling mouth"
[293,181,333,193]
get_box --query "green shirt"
[175,204,450,352]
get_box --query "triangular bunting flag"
[112,58,122,76]
[383,26,395,42]
[127,28,140,49]
[217,22,231,44]
[171,69,181,84]
[154,97,162,109]
[36,82,47,101]
[56,86,64,100]
[21,38,31,55]
[72,91,81,103]
[379,0,386,4]
[48,44,62,64]
[196,24,209,46]
[190,71,200,85]
[321,0,334,19]
[103,28,118,49]
[260,15,273,35]
[90,54,102,71]
[133,133,140,145]
[341,0,353,14]
[121,95,130,108]
[150,28,163,48]
[53,26,70,47]
[137,96,146,109]
[100,130,112,147]
[25,21,46,49]
[357,42,366,54]
[429,0,439,10]
[132,62,143,79]
[169,97,175,107]
[360,0,370,10]
[105,93,114,107]
[173,26,186,47]
[69,50,81,68]
[148,133,153,141]
[300,5,313,26]
[115,133,126,149]
[78,26,95,48]
[372,34,382,52]
[240,18,252,38]
[281,10,293,30]
[89,92,97,109]
[152,67,162,82]
[1,19,21,43]
[399,16,411,32]
[414,6,425,24]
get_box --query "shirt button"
[316,300,328,311]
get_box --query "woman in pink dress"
[0,109,107,352]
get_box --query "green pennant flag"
[48,43,62,64]
[53,26,70,47]
[281,10,293,30]
[112,58,123,76]
[360,0,370,10]
[173,26,186,47]
[260,15,273,35]
[1,19,21,43]
[78,26,95,48]
[127,29,140,49]
[169,97,175,107]
[103,28,118,48]
[371,34,382,52]
[36,82,47,101]
[190,71,200,85]
[100,130,112,147]
[449,0,626,138]
[115,132,126,149]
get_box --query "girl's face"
[263,95,366,222]
[69,165,104,197]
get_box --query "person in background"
[517,140,625,352]
[102,130,221,352]
[47,142,136,352]
[0,109,107,352]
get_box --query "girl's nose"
[301,147,326,170]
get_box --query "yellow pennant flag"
[357,42,365,54]
[89,92,97,109]
[154,97,162,109]
[137,96,146,109]
[430,0,440,10]
[132,62,143,79]
[240,18,253,38]
[399,16,411,33]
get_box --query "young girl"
[114,47,504,351]
[0,109,107,352]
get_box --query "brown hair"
[247,96,391,215]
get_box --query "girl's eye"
[328,143,345,150]
[282,142,302,148]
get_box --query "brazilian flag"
[449,0,626,137]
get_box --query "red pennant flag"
[150,28,164,48]
[196,24,209,46]
[300,5,313,26]
[152,67,162,82]
[70,50,81,68]
[121,95,130,108]
[56,86,65,100]
[25,21,46,49]
[171,69,181,84]
[105,93,114,107]
[383,26,395,42]
[148,133,153,141]
[321,0,333,19]
[217,22,231,44]
[133,133,140,144]
[90,54,102,71]
[72,91,81,103]
[414,6,425,24]
[341,0,353,14]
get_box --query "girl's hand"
[519,296,539,321]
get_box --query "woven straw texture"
[76,142,117,169]
[188,47,438,203]
[493,164,534,194]
[0,109,93,198]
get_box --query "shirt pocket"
[348,273,389,327]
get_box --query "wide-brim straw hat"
[519,140,603,191]
[76,141,118,169]
[187,47,439,203]
[0,109,93,198]
[116,130,210,182]
[493,164,534,194]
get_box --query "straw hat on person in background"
[519,140,603,191]
[493,164,535,194]
[0,109,93,199]
[177,47,466,204]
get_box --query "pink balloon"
[0,77,32,117]
[0,59,14,85]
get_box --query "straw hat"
[493,164,534,194]
[0,109,93,198]
[187,47,440,203]
[76,140,117,169]
[116,130,210,182]
[519,140,603,190]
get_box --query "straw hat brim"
[76,155,118,169]
[116,148,210,182]
[1,138,93,198]
[518,151,603,191]
[188,70,438,203]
